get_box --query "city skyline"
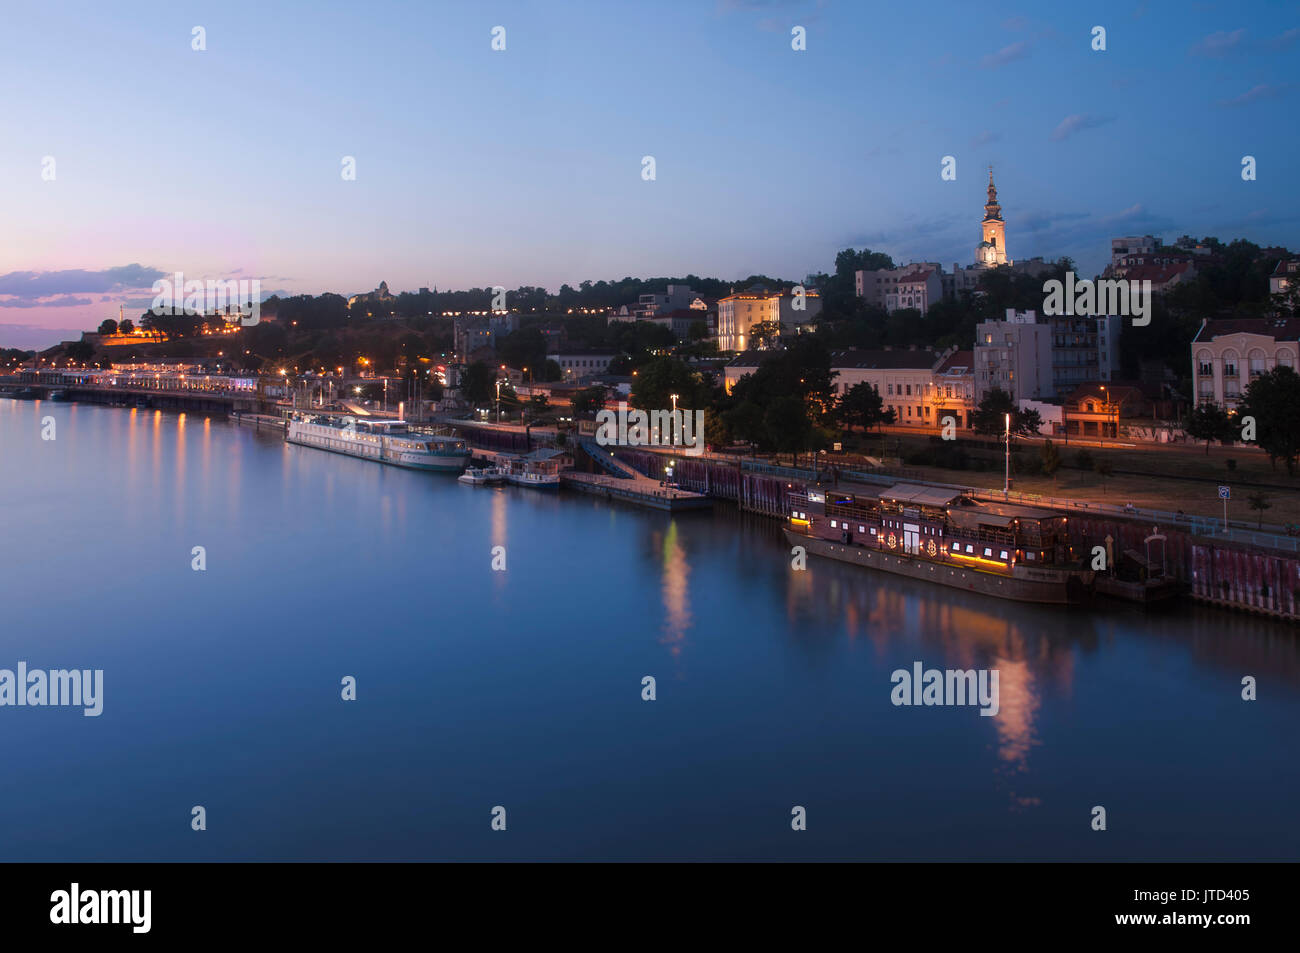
[3,0,1298,349]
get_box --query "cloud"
[1266,27,1300,50]
[1217,83,1291,107]
[970,130,1000,148]
[0,295,95,309]
[1189,28,1245,57]
[1049,113,1114,141]
[0,264,167,305]
[980,41,1029,69]
[1019,210,1090,233]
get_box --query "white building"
[1191,317,1299,409]
[554,351,618,381]
[884,270,941,315]
[974,309,1053,402]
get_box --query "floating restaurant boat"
[458,466,505,486]
[784,482,1095,605]
[286,412,470,472]
[498,449,566,489]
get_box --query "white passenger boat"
[286,413,470,472]
[458,466,505,485]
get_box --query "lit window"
[1000,550,1009,560]
[983,548,993,557]
[951,542,960,551]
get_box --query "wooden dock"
[560,471,711,512]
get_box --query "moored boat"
[499,449,566,489]
[785,482,1094,605]
[286,412,470,472]
[458,466,505,485]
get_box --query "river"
[1,399,1296,860]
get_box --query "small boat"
[48,389,70,401]
[458,466,504,486]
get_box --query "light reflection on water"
[1,399,1297,861]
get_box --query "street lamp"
[496,378,502,424]
[1003,411,1011,499]
[1100,386,1108,447]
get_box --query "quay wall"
[617,448,1298,622]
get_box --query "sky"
[1,0,1297,349]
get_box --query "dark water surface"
[1,399,1296,860]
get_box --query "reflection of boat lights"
[947,551,1012,570]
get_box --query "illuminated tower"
[975,166,1009,267]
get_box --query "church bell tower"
[975,166,1008,267]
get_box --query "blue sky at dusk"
[1,0,1296,347]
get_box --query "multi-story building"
[776,287,822,329]
[636,284,696,318]
[1271,259,1300,296]
[932,350,976,430]
[885,270,941,314]
[828,348,944,426]
[1110,236,1158,269]
[454,318,494,359]
[974,310,1053,402]
[553,350,618,381]
[716,284,819,350]
[1191,317,1300,409]
[717,286,779,351]
[855,263,942,311]
[1047,313,1121,398]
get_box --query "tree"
[764,396,812,467]
[1238,366,1300,475]
[749,320,781,348]
[461,361,494,405]
[118,318,134,335]
[837,381,889,432]
[630,357,708,413]
[1094,457,1113,494]
[1040,439,1061,482]
[1073,448,1094,470]
[570,385,608,417]
[971,387,1039,436]
[98,319,118,336]
[1184,401,1233,455]
[1247,491,1272,528]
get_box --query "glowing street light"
[1003,412,1011,499]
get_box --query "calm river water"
[1,399,1296,860]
